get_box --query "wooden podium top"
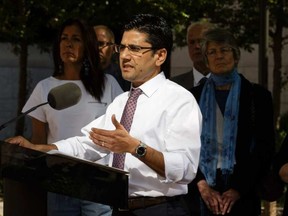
[0,141,129,209]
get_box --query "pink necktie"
[112,88,142,169]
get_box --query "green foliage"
[277,111,288,149]
[0,0,288,53]
[0,0,55,53]
[0,0,194,51]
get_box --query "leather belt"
[119,195,183,211]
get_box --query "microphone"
[47,82,82,110]
[0,82,82,131]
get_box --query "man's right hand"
[5,136,57,152]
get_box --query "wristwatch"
[135,141,147,157]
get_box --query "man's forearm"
[32,144,58,152]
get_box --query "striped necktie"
[112,88,142,169]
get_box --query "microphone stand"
[0,102,48,131]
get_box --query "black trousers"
[112,198,189,216]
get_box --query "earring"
[58,62,63,74]
[83,58,90,76]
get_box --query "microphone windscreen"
[47,83,82,110]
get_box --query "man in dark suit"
[171,21,214,89]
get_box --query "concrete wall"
[0,42,288,140]
[0,43,53,140]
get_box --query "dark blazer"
[186,74,275,215]
[170,70,194,90]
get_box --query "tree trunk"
[265,2,284,216]
[271,1,284,126]
[15,41,28,136]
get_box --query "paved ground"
[0,198,283,216]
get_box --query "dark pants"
[112,198,189,216]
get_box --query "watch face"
[136,143,147,157]
[137,146,146,156]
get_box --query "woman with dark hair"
[187,28,275,215]
[52,19,106,101]
[22,18,122,216]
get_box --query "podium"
[0,141,129,216]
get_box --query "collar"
[130,72,166,98]
[193,67,210,85]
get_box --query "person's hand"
[220,189,240,215]
[197,180,223,215]
[5,136,34,149]
[89,114,139,154]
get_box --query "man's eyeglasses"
[206,47,233,57]
[114,44,156,55]
[98,41,114,48]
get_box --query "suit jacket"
[171,70,194,90]
[186,74,275,215]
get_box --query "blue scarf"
[199,69,241,186]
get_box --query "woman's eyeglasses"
[206,47,233,58]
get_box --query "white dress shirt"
[193,67,210,86]
[54,72,202,197]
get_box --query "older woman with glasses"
[186,28,275,216]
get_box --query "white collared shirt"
[54,72,202,197]
[193,67,210,86]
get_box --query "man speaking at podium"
[6,14,202,216]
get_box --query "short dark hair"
[123,14,173,73]
[53,18,105,101]
[201,28,241,66]
[94,25,115,43]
